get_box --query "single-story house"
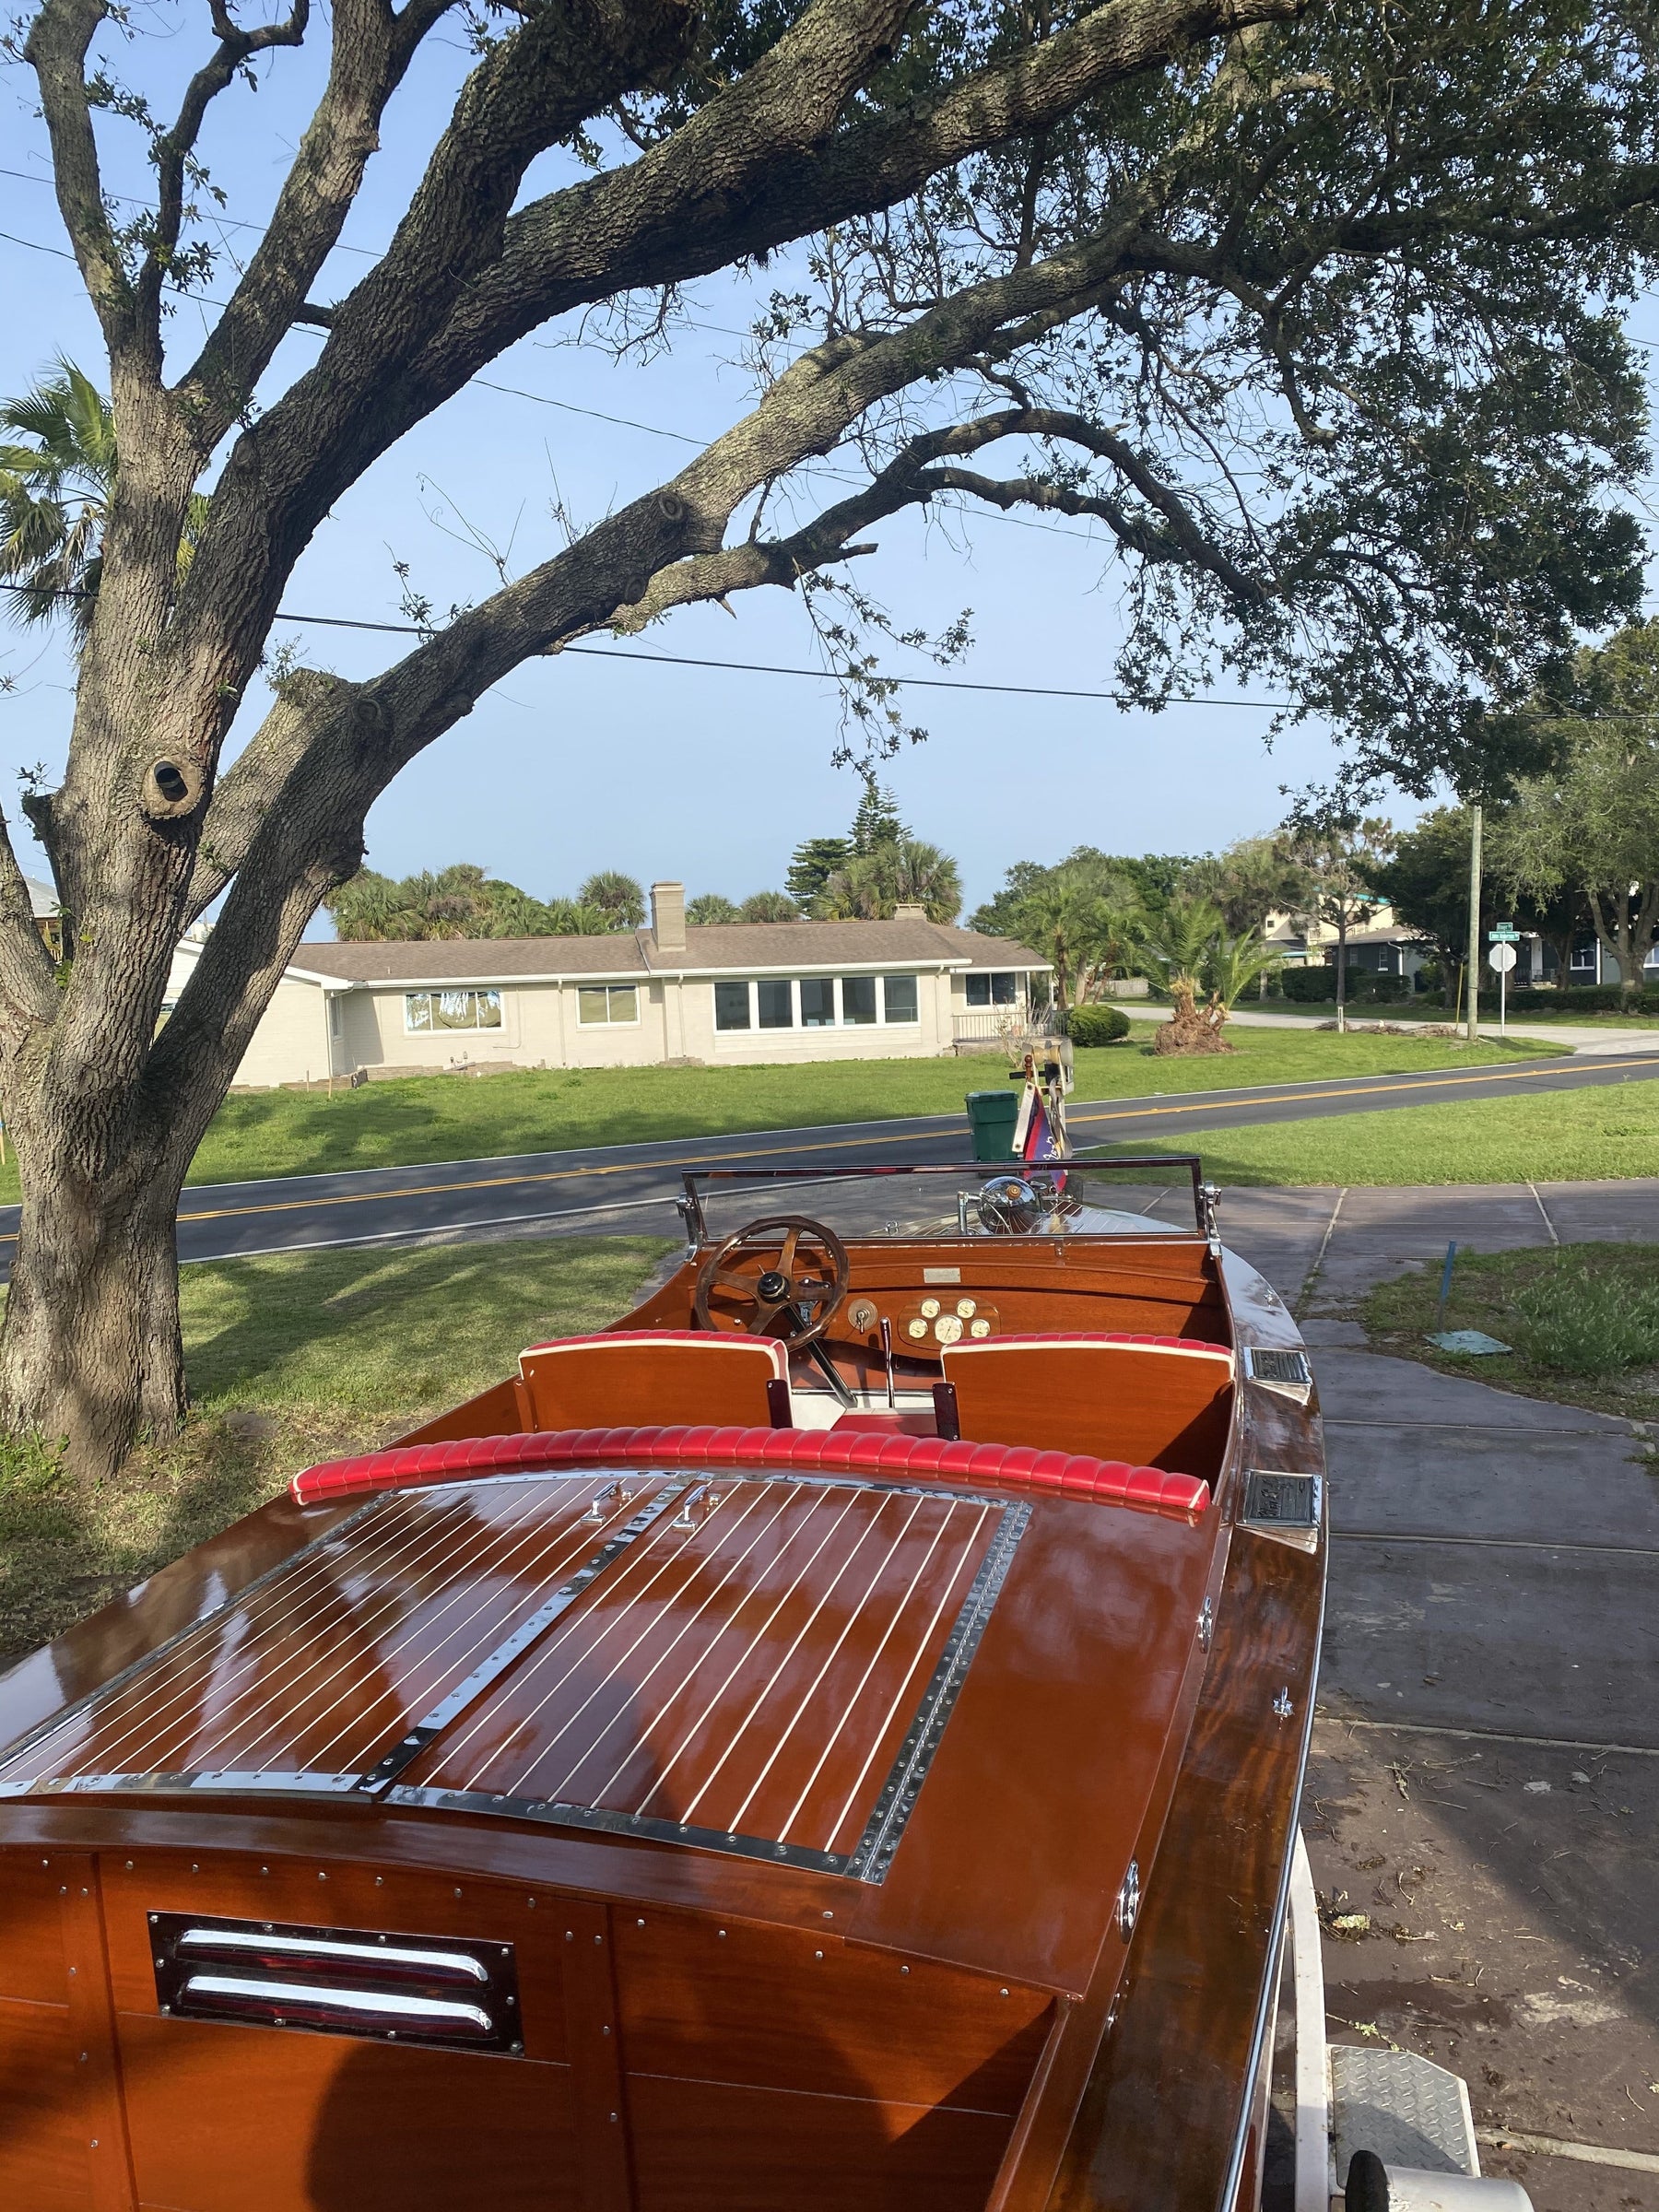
[168,883,1053,1088]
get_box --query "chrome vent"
[149,1912,523,2053]
[1240,1469,1323,1553]
[1241,1347,1314,1402]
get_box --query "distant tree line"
[325,865,646,942]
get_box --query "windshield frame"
[677,1156,1209,1245]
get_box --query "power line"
[272,606,1288,705]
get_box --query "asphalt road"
[2,1047,1655,1276]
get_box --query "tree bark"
[0,1112,187,1469]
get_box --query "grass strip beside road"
[0,1028,1559,1205]
[0,1233,673,1661]
[1363,1241,1659,1428]
[1109,1077,1659,1186]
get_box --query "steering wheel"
[693,1215,851,1346]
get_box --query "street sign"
[1488,942,1517,974]
[1488,924,1520,941]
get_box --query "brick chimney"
[650,880,687,954]
[893,902,927,922]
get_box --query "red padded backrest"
[518,1330,785,1432]
[288,1423,1211,1524]
[942,1331,1233,1480]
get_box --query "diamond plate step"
[1331,2046,1480,2185]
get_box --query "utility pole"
[1465,803,1483,1044]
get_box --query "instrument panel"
[844,1293,1000,1350]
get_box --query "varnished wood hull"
[0,1230,1323,2212]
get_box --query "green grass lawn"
[1109,1076,1659,1185]
[0,1026,1558,1204]
[0,1233,673,1660]
[1363,1241,1659,1427]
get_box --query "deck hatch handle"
[150,1912,524,2053]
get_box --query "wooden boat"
[0,1156,1330,2212]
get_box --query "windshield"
[682,1159,1211,1246]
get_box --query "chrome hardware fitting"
[1117,1859,1142,1939]
[1273,1688,1294,1721]
[1197,1596,1214,1653]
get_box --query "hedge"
[1505,984,1659,1015]
[1065,1002,1133,1045]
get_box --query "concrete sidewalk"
[1219,1180,1659,2208]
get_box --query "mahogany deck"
[0,1206,1326,2212]
[398,1474,1016,1879]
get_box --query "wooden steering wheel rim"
[693,1213,852,1347]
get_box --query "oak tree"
[4,0,1657,1471]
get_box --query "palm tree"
[820,839,961,924]
[688,893,741,924]
[1204,927,1282,1011]
[1134,897,1226,1018]
[1011,883,1137,1010]
[1,361,206,641]
[577,871,646,928]
[737,890,800,923]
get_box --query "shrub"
[1066,1002,1132,1045]
[1507,1260,1659,1375]
[1280,968,1335,1002]
[1506,985,1659,1016]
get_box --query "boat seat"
[940,1331,1233,1478]
[518,1330,788,1432]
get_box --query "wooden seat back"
[518,1330,786,1431]
[941,1331,1233,1478]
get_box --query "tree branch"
[215,0,1299,578]
[24,0,137,359]
[0,811,61,1041]
[137,0,312,348]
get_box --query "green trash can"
[965,1088,1019,1162]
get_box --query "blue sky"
[3,22,1655,924]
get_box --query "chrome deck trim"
[1241,1346,1315,1404]
[389,1488,1032,1885]
[358,1477,692,1795]
[845,1496,1032,1882]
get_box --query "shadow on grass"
[0,1231,673,1664]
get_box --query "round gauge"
[906,1318,928,1342]
[956,1297,977,1318]
[919,1297,941,1319]
[934,1314,964,1345]
[969,1317,992,1338]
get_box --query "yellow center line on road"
[0,1051,1648,1253]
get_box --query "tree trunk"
[0,1134,187,1476]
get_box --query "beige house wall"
[233,972,332,1088]
[176,942,1044,1088]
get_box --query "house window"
[327,996,345,1039]
[966,971,1018,1007]
[1570,937,1597,974]
[841,974,878,1025]
[799,977,836,1027]
[577,984,640,1026]
[714,982,751,1031]
[406,989,502,1033]
[882,973,919,1023]
[758,979,794,1028]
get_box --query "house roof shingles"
[290,918,1048,986]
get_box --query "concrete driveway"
[1209,1183,1659,2211]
